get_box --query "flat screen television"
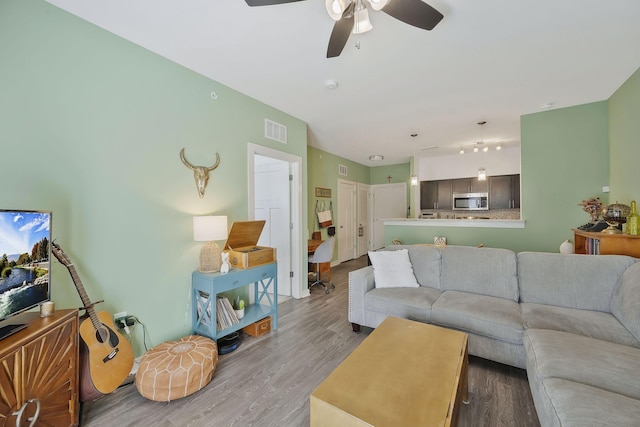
[0,210,51,340]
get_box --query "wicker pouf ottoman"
[135,335,218,402]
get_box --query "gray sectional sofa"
[348,245,640,427]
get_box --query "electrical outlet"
[113,311,127,323]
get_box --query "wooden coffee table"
[310,316,469,427]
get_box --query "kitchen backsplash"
[420,209,521,220]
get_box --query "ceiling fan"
[245,0,444,58]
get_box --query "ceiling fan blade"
[382,0,443,30]
[245,0,306,6]
[327,3,355,58]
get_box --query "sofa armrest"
[349,266,375,328]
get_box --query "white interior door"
[371,183,407,250]
[254,155,291,297]
[356,183,370,257]
[338,179,357,262]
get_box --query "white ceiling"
[45,0,640,166]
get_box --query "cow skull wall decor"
[180,148,221,198]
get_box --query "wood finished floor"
[82,256,540,427]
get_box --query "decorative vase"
[559,240,574,254]
[235,308,245,320]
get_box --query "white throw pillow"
[368,249,419,288]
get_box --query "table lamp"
[193,215,228,273]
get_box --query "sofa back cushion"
[441,246,518,301]
[518,252,636,312]
[383,245,441,289]
[611,261,640,341]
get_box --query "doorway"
[247,143,303,299]
[337,179,357,262]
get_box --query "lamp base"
[199,241,221,273]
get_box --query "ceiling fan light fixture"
[326,0,350,21]
[352,6,373,34]
[367,0,389,11]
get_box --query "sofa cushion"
[518,252,636,311]
[365,286,441,323]
[611,261,640,342]
[383,245,441,289]
[524,329,640,400]
[537,378,640,427]
[522,303,640,348]
[431,291,523,345]
[440,246,518,301]
[368,249,419,288]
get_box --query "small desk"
[308,239,323,253]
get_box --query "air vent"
[264,119,287,144]
[339,164,348,176]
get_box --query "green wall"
[307,146,369,240]
[0,0,307,356]
[369,163,411,186]
[609,67,640,205]
[386,101,611,252]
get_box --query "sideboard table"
[191,262,278,341]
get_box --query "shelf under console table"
[191,262,278,341]
[572,229,640,258]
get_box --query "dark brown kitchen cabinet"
[436,180,452,210]
[489,174,520,209]
[420,180,437,210]
[451,178,488,194]
[420,180,452,210]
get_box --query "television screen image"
[0,210,51,327]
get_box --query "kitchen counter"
[384,218,525,229]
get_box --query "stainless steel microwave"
[452,192,489,211]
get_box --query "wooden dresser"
[573,229,640,258]
[0,309,79,427]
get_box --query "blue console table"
[191,262,278,341]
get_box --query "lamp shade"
[368,0,388,11]
[193,216,228,242]
[352,7,373,34]
[326,0,350,21]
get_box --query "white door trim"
[247,143,305,299]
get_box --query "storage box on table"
[243,317,271,337]
[224,220,276,269]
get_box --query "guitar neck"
[65,264,102,328]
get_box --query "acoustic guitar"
[51,242,134,400]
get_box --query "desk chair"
[308,237,336,294]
